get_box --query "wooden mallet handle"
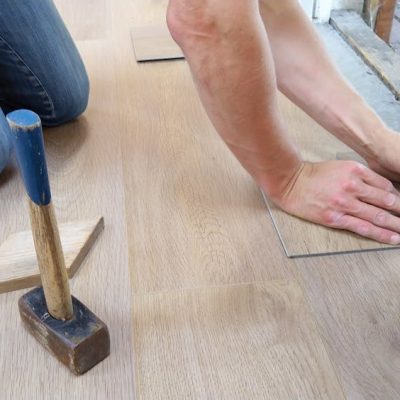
[7,110,73,321]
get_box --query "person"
[0,0,89,172]
[166,0,400,245]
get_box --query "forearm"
[259,0,388,161]
[167,0,302,199]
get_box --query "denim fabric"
[0,109,11,172]
[0,0,89,172]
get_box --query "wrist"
[257,149,304,202]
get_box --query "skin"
[167,0,400,245]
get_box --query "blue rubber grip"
[6,110,51,206]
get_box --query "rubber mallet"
[7,110,110,375]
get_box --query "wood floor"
[1,1,400,399]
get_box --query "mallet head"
[19,287,110,375]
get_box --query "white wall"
[299,0,315,18]
[313,0,363,22]
[332,0,363,13]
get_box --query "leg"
[0,109,11,173]
[0,0,89,126]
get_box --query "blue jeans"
[0,0,89,172]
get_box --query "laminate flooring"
[131,26,184,61]
[266,22,400,257]
[265,95,400,257]
[133,281,345,400]
[1,1,400,399]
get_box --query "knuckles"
[330,195,349,210]
[340,179,359,193]
[346,161,366,176]
[374,210,387,225]
[320,209,343,226]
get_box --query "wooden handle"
[28,201,73,320]
[7,110,73,320]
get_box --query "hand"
[273,160,400,244]
[364,129,400,182]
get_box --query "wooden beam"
[365,0,397,42]
[375,0,397,42]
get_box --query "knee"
[42,65,90,126]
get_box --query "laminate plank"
[134,281,345,400]
[265,94,400,257]
[0,40,135,399]
[131,26,184,62]
[53,0,110,41]
[112,3,296,293]
[296,250,400,399]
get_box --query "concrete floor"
[391,2,400,52]
[317,23,400,132]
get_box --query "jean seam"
[0,33,56,117]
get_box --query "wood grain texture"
[0,217,103,294]
[28,201,73,320]
[0,40,135,399]
[115,3,296,293]
[296,249,400,399]
[131,26,184,62]
[52,0,110,41]
[374,0,397,43]
[133,281,345,400]
[264,94,400,257]
[331,10,400,99]
[2,0,400,399]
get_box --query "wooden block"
[133,281,346,399]
[0,217,103,293]
[131,26,184,62]
[331,10,400,99]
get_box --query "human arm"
[259,0,400,180]
[167,0,400,245]
[167,0,303,200]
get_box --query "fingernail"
[390,234,400,244]
[385,193,396,207]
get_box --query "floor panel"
[133,281,345,400]
[0,40,135,400]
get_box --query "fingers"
[358,163,396,192]
[350,201,400,235]
[334,214,400,245]
[357,185,400,214]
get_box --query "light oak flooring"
[131,26,184,61]
[1,1,400,399]
[266,95,400,257]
